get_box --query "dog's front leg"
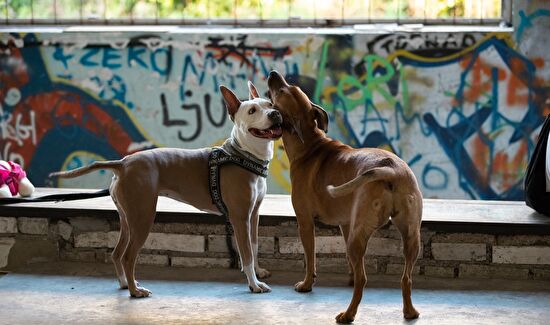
[230,213,271,293]
[295,215,316,292]
[251,210,271,279]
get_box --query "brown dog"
[50,82,282,297]
[267,70,422,323]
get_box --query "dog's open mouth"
[249,125,283,139]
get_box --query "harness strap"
[208,146,270,269]
[208,147,269,216]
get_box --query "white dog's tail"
[326,166,396,198]
[49,160,123,179]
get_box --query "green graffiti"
[399,67,410,113]
[313,40,330,103]
[336,54,396,112]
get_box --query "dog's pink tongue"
[249,126,282,139]
[264,126,282,139]
[271,127,282,137]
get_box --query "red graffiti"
[458,54,506,105]
[457,53,546,109]
[472,132,529,190]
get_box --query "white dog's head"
[219,82,282,161]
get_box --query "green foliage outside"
[2,0,501,21]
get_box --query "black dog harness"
[208,139,270,268]
[208,139,269,216]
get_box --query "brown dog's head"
[267,70,328,143]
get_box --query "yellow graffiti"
[269,139,291,192]
[387,32,514,64]
[319,32,514,111]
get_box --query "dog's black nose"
[269,70,281,79]
[268,110,283,125]
[268,70,286,90]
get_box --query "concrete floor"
[1,263,550,325]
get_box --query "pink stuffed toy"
[0,160,35,198]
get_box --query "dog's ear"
[311,102,329,133]
[219,85,241,117]
[248,81,260,100]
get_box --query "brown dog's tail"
[49,160,123,179]
[326,167,396,198]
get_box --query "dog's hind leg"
[119,196,157,298]
[339,224,354,286]
[111,200,130,289]
[110,180,130,289]
[391,195,422,319]
[337,189,390,324]
[335,221,375,324]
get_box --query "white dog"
[51,81,282,297]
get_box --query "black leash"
[4,141,268,270]
[0,188,110,205]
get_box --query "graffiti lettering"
[3,30,549,199]
[516,9,550,42]
[102,48,122,69]
[336,54,395,111]
[79,47,100,67]
[422,163,449,190]
[0,142,25,168]
[367,33,478,57]
[161,92,227,142]
[206,35,290,67]
[0,105,37,146]
[128,47,148,69]
[53,46,171,76]
[90,74,129,105]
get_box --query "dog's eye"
[248,108,256,114]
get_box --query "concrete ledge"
[0,187,549,281]
[1,188,549,233]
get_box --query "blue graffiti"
[53,46,171,75]
[2,33,153,186]
[422,163,449,190]
[516,9,550,42]
[419,37,545,199]
[326,36,546,200]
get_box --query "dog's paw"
[130,286,152,298]
[256,267,271,279]
[294,280,313,292]
[403,307,420,320]
[118,276,129,289]
[335,311,354,324]
[248,281,271,293]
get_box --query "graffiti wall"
[1,20,549,199]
